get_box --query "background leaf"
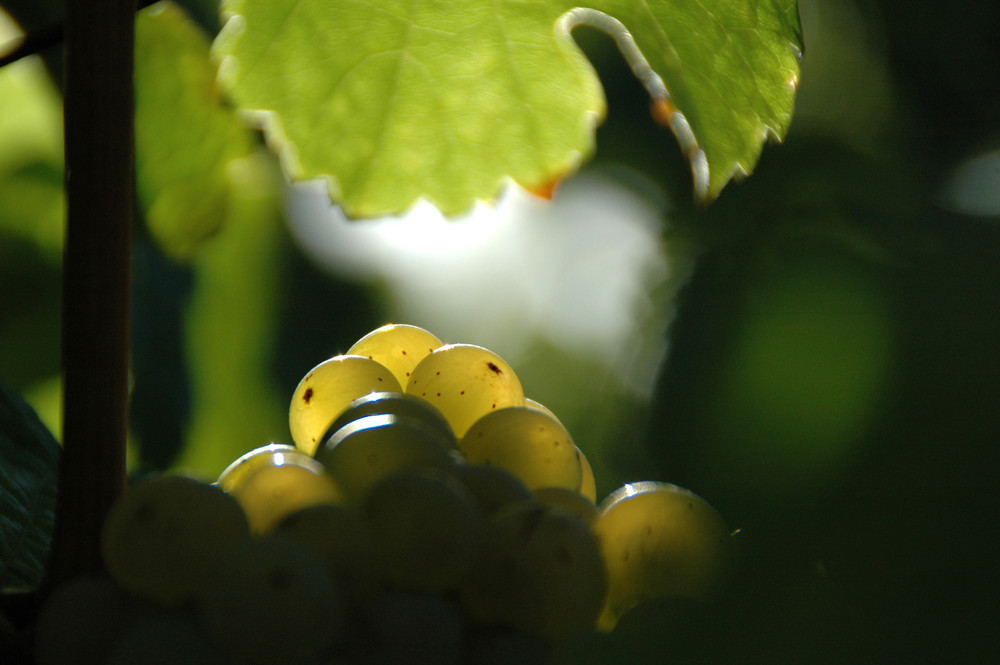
[212,0,800,217]
[0,383,58,590]
[135,1,255,259]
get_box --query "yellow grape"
[273,503,382,608]
[289,354,401,455]
[215,443,296,492]
[459,501,607,641]
[197,536,346,665]
[594,481,735,630]
[100,475,250,606]
[524,397,560,420]
[33,574,131,665]
[316,413,458,501]
[448,463,534,515]
[459,406,582,491]
[347,323,444,386]
[575,446,598,502]
[222,450,343,534]
[362,468,484,594]
[533,486,599,525]
[405,343,524,438]
[524,398,597,501]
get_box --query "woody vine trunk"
[47,0,136,589]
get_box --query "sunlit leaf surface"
[213,0,801,217]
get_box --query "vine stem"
[46,0,136,588]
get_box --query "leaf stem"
[46,0,136,588]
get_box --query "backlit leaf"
[212,0,801,217]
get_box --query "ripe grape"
[533,486,599,525]
[459,406,582,491]
[33,574,131,665]
[594,481,735,630]
[405,343,525,438]
[323,390,456,445]
[215,443,297,492]
[359,591,464,665]
[197,536,346,665]
[576,447,597,502]
[272,503,382,608]
[289,354,402,455]
[547,628,641,665]
[462,624,550,665]
[347,323,444,386]
[316,413,458,501]
[447,462,534,514]
[222,448,343,533]
[362,469,484,594]
[460,501,608,641]
[103,613,227,665]
[100,475,250,606]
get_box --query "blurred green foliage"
[1,0,998,661]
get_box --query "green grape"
[459,406,582,491]
[214,442,296,492]
[347,323,444,387]
[272,503,382,608]
[289,354,402,455]
[33,574,130,665]
[359,591,464,665]
[576,447,598,502]
[103,613,228,665]
[547,628,641,665]
[405,343,525,438]
[448,462,534,514]
[594,481,735,630]
[459,501,608,641]
[362,468,484,594]
[524,397,559,420]
[224,451,344,534]
[197,536,346,665]
[524,398,598,501]
[100,475,250,606]
[316,413,458,501]
[323,390,456,444]
[533,486,599,525]
[462,624,549,665]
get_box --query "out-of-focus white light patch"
[285,173,672,395]
[942,149,1000,217]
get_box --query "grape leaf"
[0,383,59,590]
[135,1,255,259]
[213,0,801,217]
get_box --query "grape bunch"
[34,324,735,665]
